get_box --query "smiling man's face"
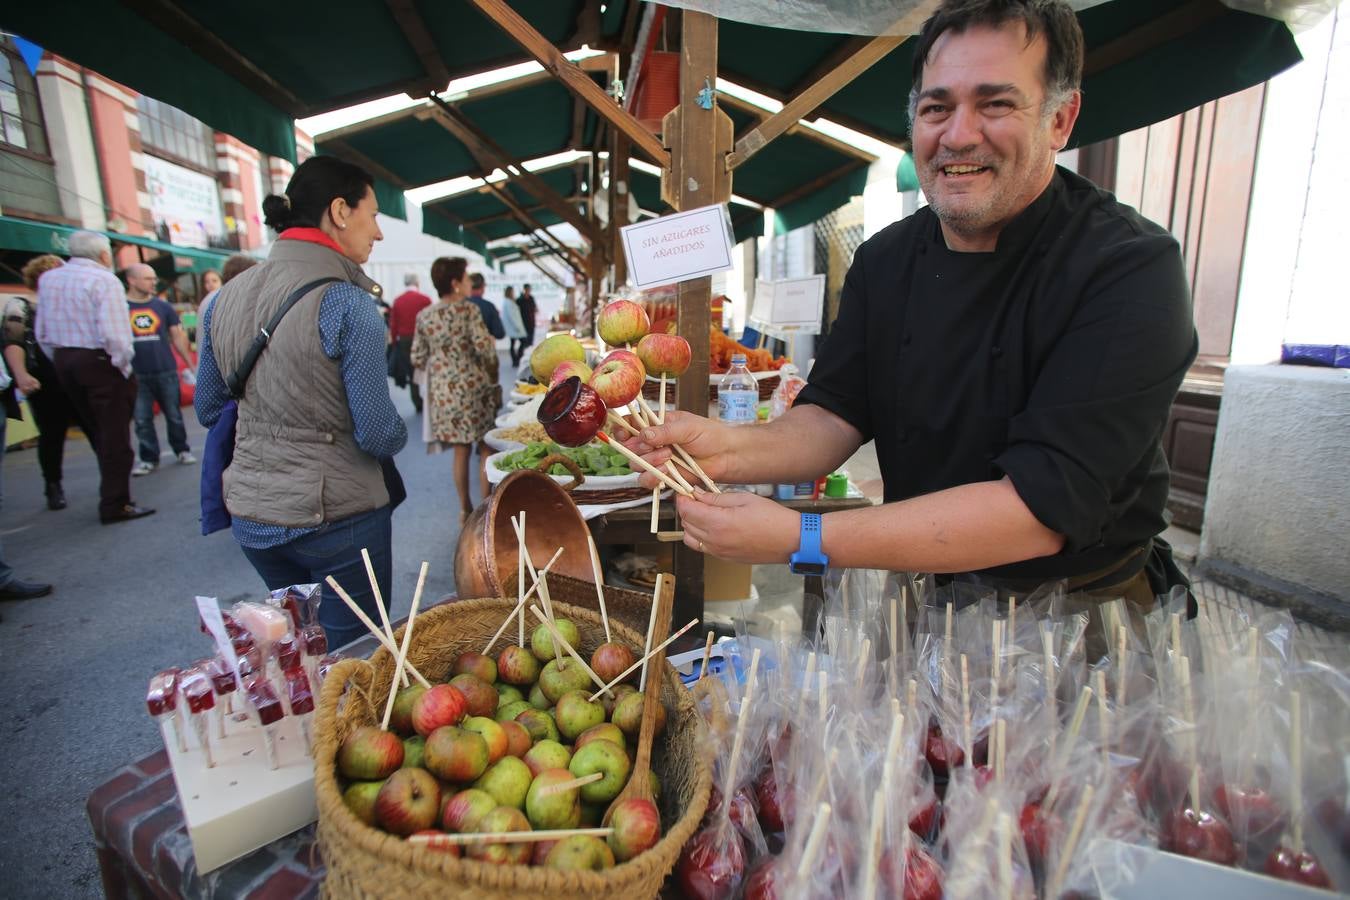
[911,21,1079,251]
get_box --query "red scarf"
[279,227,345,255]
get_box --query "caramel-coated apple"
[538,376,608,447]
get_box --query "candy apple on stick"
[1263,690,1333,888]
[147,668,188,754]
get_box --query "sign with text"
[144,154,225,250]
[620,204,736,290]
[751,274,826,332]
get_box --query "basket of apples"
[312,577,712,900]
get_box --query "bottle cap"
[732,353,746,364]
[824,472,848,498]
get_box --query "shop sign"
[144,154,224,250]
[620,203,735,290]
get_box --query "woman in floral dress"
[410,256,501,521]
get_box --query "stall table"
[588,494,874,637]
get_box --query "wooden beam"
[570,95,588,151]
[384,0,451,95]
[517,245,569,288]
[574,0,604,48]
[719,92,877,164]
[724,0,937,171]
[722,70,910,151]
[420,97,605,246]
[608,133,631,287]
[465,198,579,228]
[484,179,588,274]
[1084,0,1225,77]
[669,10,731,636]
[466,0,671,168]
[314,103,426,144]
[119,0,306,117]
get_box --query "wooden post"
[609,134,630,288]
[663,9,732,632]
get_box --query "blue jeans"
[133,369,190,463]
[240,506,392,650]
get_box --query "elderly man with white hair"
[35,231,154,524]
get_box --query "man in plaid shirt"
[35,231,154,524]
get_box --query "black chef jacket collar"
[926,167,1065,258]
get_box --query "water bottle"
[718,353,758,426]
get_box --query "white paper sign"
[620,203,736,289]
[751,274,826,330]
[145,154,225,249]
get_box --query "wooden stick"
[535,771,604,799]
[1044,685,1094,812]
[649,486,660,533]
[585,534,611,644]
[606,410,640,437]
[658,372,666,423]
[529,605,610,694]
[326,576,432,688]
[665,460,696,494]
[1180,656,1200,804]
[797,651,817,722]
[698,630,715,682]
[1043,626,1058,762]
[1291,689,1304,853]
[515,516,526,646]
[906,678,918,717]
[1049,784,1096,898]
[899,583,909,670]
[595,432,692,496]
[855,637,871,687]
[1095,669,1110,769]
[483,547,563,655]
[1007,595,1017,650]
[1116,624,1128,708]
[818,670,829,724]
[794,803,833,880]
[862,789,886,900]
[639,577,661,692]
[961,654,973,769]
[634,395,720,493]
[381,562,428,729]
[888,593,899,665]
[586,618,699,702]
[997,811,1014,900]
[362,548,406,688]
[995,719,1007,783]
[944,601,953,647]
[408,827,613,847]
[721,653,761,814]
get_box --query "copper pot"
[454,469,596,599]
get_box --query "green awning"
[717,0,1301,151]
[0,216,231,274]
[897,152,920,193]
[625,169,765,246]
[1,1,632,163]
[421,162,585,253]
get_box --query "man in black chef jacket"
[629,0,1197,613]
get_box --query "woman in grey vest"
[195,156,408,649]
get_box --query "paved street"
[0,362,495,897]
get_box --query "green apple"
[388,685,427,736]
[529,333,586,384]
[538,658,592,704]
[473,756,533,810]
[423,725,489,783]
[568,739,632,804]
[465,806,532,865]
[528,682,551,710]
[554,690,606,741]
[462,716,508,763]
[576,722,626,752]
[545,834,615,870]
[401,735,426,770]
[495,683,525,706]
[525,767,584,830]
[601,683,638,718]
[338,726,404,780]
[612,692,665,739]
[523,739,572,777]
[515,707,561,744]
[531,618,581,662]
[441,787,497,833]
[496,699,533,723]
[342,780,385,825]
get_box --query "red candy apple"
[924,723,964,776]
[880,845,945,900]
[1214,782,1285,843]
[1263,845,1332,888]
[742,857,781,900]
[538,376,608,447]
[676,826,746,900]
[1161,805,1239,866]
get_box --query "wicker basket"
[515,572,655,638]
[314,598,711,900]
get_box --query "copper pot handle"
[534,453,585,492]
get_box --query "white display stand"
[1085,839,1337,899]
[159,709,317,874]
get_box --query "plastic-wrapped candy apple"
[1263,845,1332,888]
[880,844,945,900]
[741,856,781,900]
[924,723,964,776]
[1160,805,1239,866]
[676,825,746,900]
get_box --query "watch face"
[791,561,827,576]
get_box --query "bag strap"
[225,277,341,398]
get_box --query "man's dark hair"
[909,0,1084,123]
[431,257,468,296]
[469,273,486,291]
[221,254,258,284]
[262,155,375,232]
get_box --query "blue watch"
[789,513,829,576]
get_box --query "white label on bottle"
[719,388,758,424]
